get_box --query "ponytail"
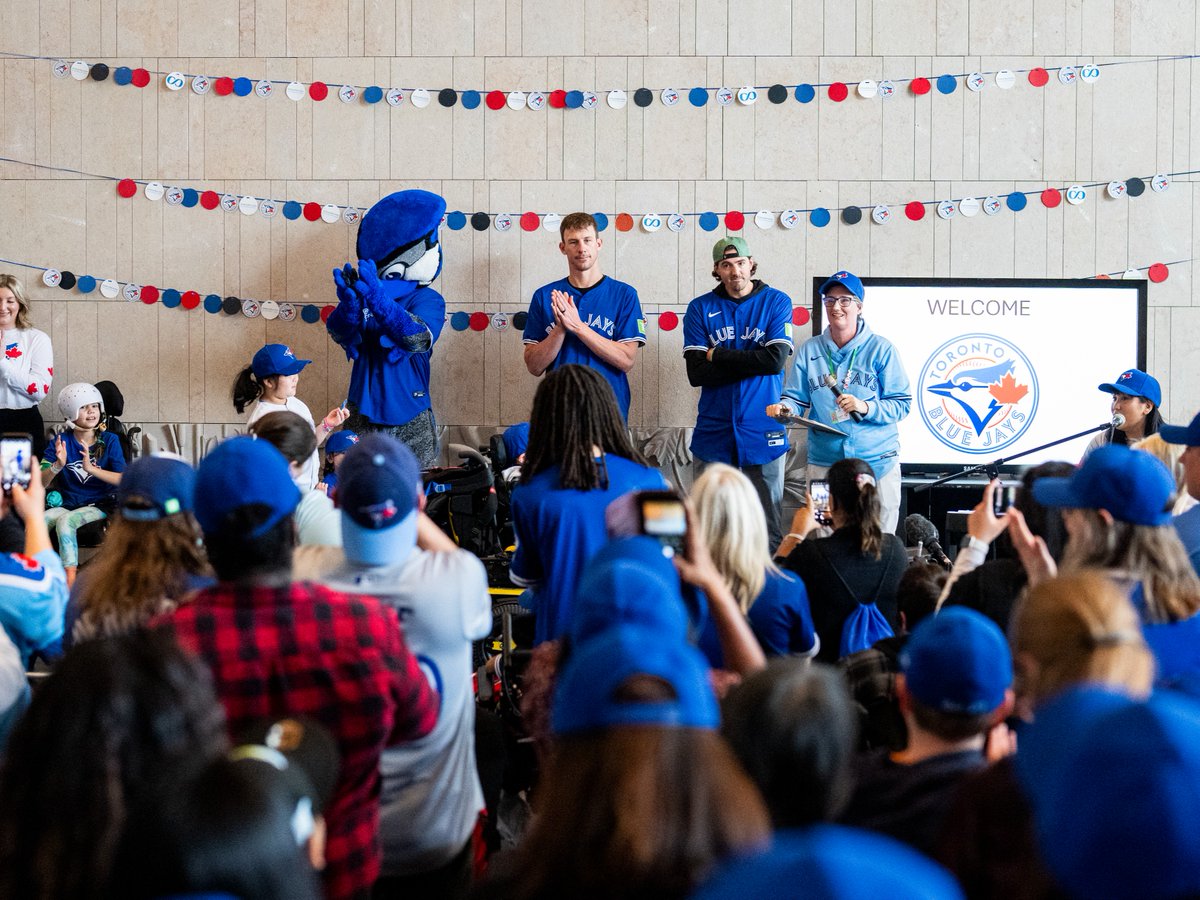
[828,458,884,559]
[231,366,263,415]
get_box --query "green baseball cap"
[712,236,750,263]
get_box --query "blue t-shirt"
[747,569,818,657]
[42,431,126,509]
[522,276,646,421]
[1174,505,1200,577]
[0,549,68,665]
[509,455,667,644]
[683,283,793,466]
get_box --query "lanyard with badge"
[824,347,858,424]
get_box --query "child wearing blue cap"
[232,344,349,490]
[1082,367,1163,458]
[318,430,359,494]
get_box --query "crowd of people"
[0,226,1199,900]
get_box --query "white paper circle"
[982,196,1002,215]
[1122,269,1141,281]
[667,213,686,232]
[1058,65,1077,85]
[1151,174,1170,193]
[42,269,62,287]
[715,86,734,106]
[606,89,627,109]
[1107,181,1127,199]
[661,87,680,106]
[70,60,89,80]
[958,197,980,217]
[491,312,509,331]
[410,88,431,108]
[144,181,165,201]
[260,199,278,219]
[966,73,986,92]
[542,213,561,232]
[52,60,70,78]
[165,71,186,91]
[857,80,878,99]
[779,209,800,229]
[736,86,758,105]
[220,193,238,212]
[386,88,405,107]
[99,279,120,298]
[260,300,280,320]
[640,214,662,233]
[871,205,892,225]
[278,303,297,322]
[754,209,775,229]
[527,91,546,110]
[164,186,184,205]
[241,299,261,318]
[1065,185,1087,205]
[995,70,1015,90]
[342,207,361,224]
[255,79,273,98]
[285,81,304,101]
[1080,65,1101,84]
[320,204,341,223]
[338,84,357,103]
[507,91,527,110]
[936,200,957,219]
[238,195,259,215]
[581,91,598,109]
[494,213,513,232]
[192,74,212,95]
[878,80,896,99]
[123,283,141,302]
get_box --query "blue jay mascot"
[328,189,446,467]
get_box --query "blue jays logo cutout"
[359,498,398,527]
[918,333,1039,454]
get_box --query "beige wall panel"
[934,0,968,54]
[593,58,630,180]
[474,0,506,57]
[641,60,708,182]
[694,0,728,56]
[98,302,160,417]
[823,0,858,55]
[872,0,938,55]
[1128,183,1190,305]
[411,0,476,57]
[585,0,649,56]
[202,307,262,423]
[157,303,193,422]
[967,0,1034,55]
[285,0,348,57]
[431,325,486,426]
[253,0,286,55]
[928,58,966,182]
[1090,62,1158,177]
[63,295,100,385]
[752,58,819,182]
[114,0,178,55]
[1032,0,1068,54]
[521,0,583,56]
[1080,0,1116,53]
[1130,0,1195,55]
[178,0,240,57]
[975,59,1047,181]
[726,0,792,57]
[817,58,883,181]
[648,0,681,56]
[310,60,379,179]
[1168,309,1200,418]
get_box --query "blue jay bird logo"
[359,499,399,527]
[919,333,1039,454]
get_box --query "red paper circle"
[485,90,506,110]
[615,213,634,232]
[140,285,160,304]
[1028,68,1049,87]
[658,311,679,331]
[199,190,220,210]
[724,210,745,230]
[1040,188,1061,208]
[910,77,931,95]
[1094,274,1111,280]
[549,90,567,108]
[827,82,848,102]
[469,312,489,331]
[181,290,201,310]
[792,307,810,327]
[309,81,329,101]
[214,76,234,96]
[904,201,926,221]
[116,178,137,198]
[131,68,151,88]
[303,201,322,221]
[520,212,540,231]
[320,304,335,322]
[1148,263,1169,283]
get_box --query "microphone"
[1108,413,1125,444]
[824,375,864,423]
[904,514,952,569]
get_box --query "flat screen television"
[808,277,1148,475]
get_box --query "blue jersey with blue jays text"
[522,276,646,421]
[782,320,911,477]
[42,431,127,509]
[684,283,794,466]
[509,455,667,645]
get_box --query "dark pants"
[371,836,473,900]
[0,406,47,458]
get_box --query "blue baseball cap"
[1160,410,1200,448]
[324,430,359,456]
[694,825,964,900]
[501,422,530,461]
[819,270,865,302]
[335,434,421,566]
[552,625,718,734]
[1033,444,1175,526]
[900,607,1012,716]
[117,453,196,521]
[194,437,301,538]
[1098,367,1161,407]
[250,343,311,379]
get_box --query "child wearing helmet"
[41,383,126,586]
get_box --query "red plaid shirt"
[158,581,438,900]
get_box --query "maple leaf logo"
[989,371,1029,404]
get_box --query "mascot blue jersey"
[522,276,646,421]
[683,283,793,467]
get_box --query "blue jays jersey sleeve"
[522,285,555,345]
[611,283,647,344]
[410,286,446,345]
[682,300,709,352]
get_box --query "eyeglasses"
[821,296,858,308]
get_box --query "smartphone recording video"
[1,433,33,494]
[637,490,688,556]
[992,483,1017,517]
[809,479,832,526]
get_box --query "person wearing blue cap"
[774,270,912,535]
[1159,409,1200,574]
[684,236,795,551]
[1082,367,1163,458]
[318,429,359,494]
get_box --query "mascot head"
[356,189,447,286]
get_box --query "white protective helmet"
[58,382,105,427]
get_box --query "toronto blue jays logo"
[359,498,398,526]
[918,333,1038,454]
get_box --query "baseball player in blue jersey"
[684,236,794,551]
[522,213,646,421]
[771,270,911,535]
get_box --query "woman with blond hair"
[0,274,54,457]
[691,463,816,658]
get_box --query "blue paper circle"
[592,212,609,232]
[795,83,816,103]
[698,212,719,232]
[936,74,957,95]
[565,90,584,109]
[461,89,481,109]
[301,304,321,324]
[1006,191,1028,211]
[446,211,467,230]
[688,87,709,107]
[363,85,384,104]
[810,207,831,228]
[181,188,199,208]
[450,311,471,331]
[76,275,97,294]
[162,289,182,308]
[233,77,253,96]
[282,201,302,220]
[113,66,133,86]
[203,294,223,314]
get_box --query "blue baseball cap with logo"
[1160,411,1200,448]
[900,606,1012,716]
[194,436,301,538]
[335,434,422,566]
[819,270,865,302]
[117,453,196,522]
[1098,367,1161,407]
[1033,444,1175,527]
[324,430,359,456]
[251,343,311,379]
